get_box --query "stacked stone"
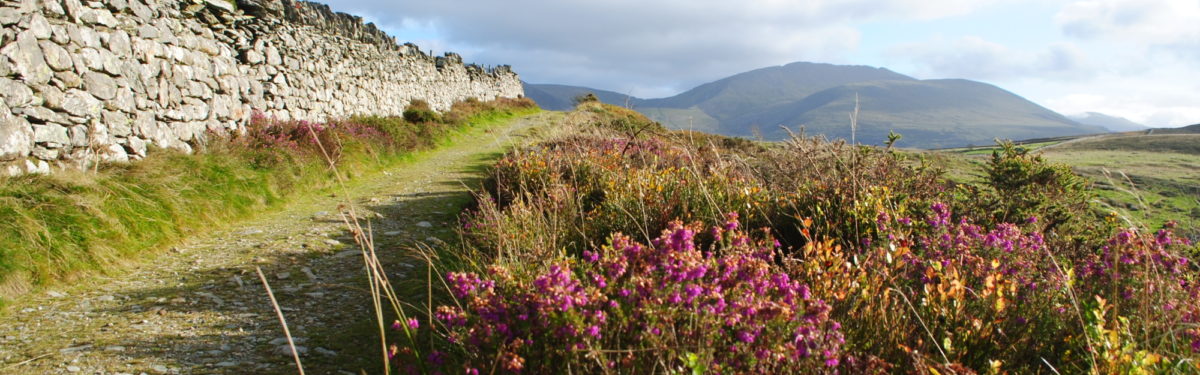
[0,0,523,176]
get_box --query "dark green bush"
[573,92,599,105]
[402,99,441,124]
[962,141,1094,232]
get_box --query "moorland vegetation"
[379,101,1198,373]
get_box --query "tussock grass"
[0,98,538,303]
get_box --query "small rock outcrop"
[0,0,524,175]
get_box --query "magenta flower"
[434,217,843,372]
[723,212,740,231]
[736,331,756,343]
[583,250,600,262]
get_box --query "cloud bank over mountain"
[332,0,1198,126]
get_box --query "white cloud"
[1033,0,1200,126]
[888,36,1092,80]
[1056,0,1200,60]
[1024,63,1200,127]
[330,0,1016,96]
[325,0,1196,126]
[1049,94,1200,127]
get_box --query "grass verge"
[0,98,539,304]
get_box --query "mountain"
[1069,112,1148,132]
[525,62,1104,148]
[725,79,1095,148]
[522,83,642,111]
[640,62,914,117]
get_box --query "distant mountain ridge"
[523,84,642,111]
[1153,123,1200,134]
[1069,112,1148,132]
[525,62,1104,148]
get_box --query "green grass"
[0,100,539,303]
[934,133,1200,238]
[940,140,1063,155]
[1039,134,1199,236]
[1041,150,1200,236]
[1054,134,1200,155]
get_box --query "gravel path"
[0,112,563,375]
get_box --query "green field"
[936,132,1200,238]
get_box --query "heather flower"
[427,350,446,366]
[1155,229,1173,245]
[723,212,740,231]
[685,284,703,299]
[824,352,839,368]
[928,202,951,227]
[436,216,844,371]
[583,250,600,262]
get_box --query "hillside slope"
[730,79,1101,148]
[1069,112,1148,132]
[1154,123,1200,134]
[640,62,914,120]
[527,62,1101,148]
[523,83,642,111]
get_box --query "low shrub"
[574,101,665,137]
[397,104,1200,373]
[403,216,843,373]
[403,99,442,124]
[793,201,1198,372]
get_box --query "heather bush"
[575,102,666,137]
[463,134,774,263]
[233,112,391,167]
[758,132,947,250]
[402,216,843,373]
[393,105,1199,373]
[441,97,538,126]
[793,201,1199,372]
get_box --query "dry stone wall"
[0,0,524,175]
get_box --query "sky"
[327,0,1200,127]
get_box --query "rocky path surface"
[0,112,563,375]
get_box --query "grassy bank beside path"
[0,99,538,303]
